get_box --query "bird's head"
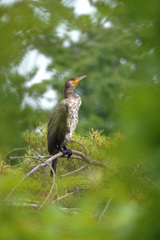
[64,75,87,97]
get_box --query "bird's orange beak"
[73,75,87,85]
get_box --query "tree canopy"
[1,0,159,152]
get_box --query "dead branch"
[98,197,113,224]
[36,159,55,211]
[4,148,41,161]
[5,154,57,202]
[69,140,90,157]
[59,164,87,177]
[8,149,107,176]
[5,145,107,202]
[40,147,47,155]
[59,207,80,215]
[10,155,49,160]
[72,150,106,167]
[13,203,39,208]
[52,188,88,205]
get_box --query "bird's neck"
[64,89,78,99]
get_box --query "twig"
[59,165,87,177]
[98,197,113,224]
[13,203,39,208]
[5,153,61,201]
[52,188,88,204]
[40,147,47,155]
[69,140,90,157]
[70,155,82,160]
[59,207,80,212]
[3,147,41,163]
[72,150,106,167]
[52,192,76,204]
[10,155,49,160]
[59,207,80,215]
[37,161,55,212]
[5,163,23,168]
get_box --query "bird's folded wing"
[48,100,69,129]
[47,100,70,150]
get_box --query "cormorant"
[47,75,87,175]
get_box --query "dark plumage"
[47,75,86,175]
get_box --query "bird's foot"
[62,148,72,159]
[59,146,72,159]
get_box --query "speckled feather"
[47,93,81,154]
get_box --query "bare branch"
[40,147,47,156]
[5,148,107,201]
[52,188,88,204]
[10,155,49,161]
[59,165,87,178]
[98,197,113,224]
[37,161,55,212]
[52,192,75,204]
[72,150,107,167]
[4,147,41,162]
[69,140,90,157]
[59,207,80,215]
[5,153,61,201]
[13,203,39,209]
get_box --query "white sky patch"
[152,75,158,84]
[56,23,81,42]
[56,23,67,38]
[1,14,10,23]
[32,6,51,23]
[120,58,127,64]
[101,18,113,29]
[135,39,142,47]
[0,0,22,6]
[130,64,136,71]
[104,21,113,29]
[62,0,96,15]
[38,88,57,109]
[149,48,154,55]
[21,93,37,109]
[74,0,96,15]
[69,30,81,42]
[22,88,57,110]
[18,49,53,87]
[63,39,71,47]
[18,49,57,109]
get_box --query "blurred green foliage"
[0,124,159,239]
[0,0,160,239]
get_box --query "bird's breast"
[62,97,81,145]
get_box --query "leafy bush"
[1,119,158,239]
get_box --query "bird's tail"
[51,158,57,176]
[50,149,58,176]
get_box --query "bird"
[47,75,87,175]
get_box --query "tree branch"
[5,147,107,201]
[52,188,88,204]
[98,197,113,224]
[69,140,90,157]
[59,164,87,177]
